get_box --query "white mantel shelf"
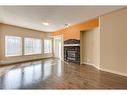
[64,44,80,46]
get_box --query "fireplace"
[64,39,80,64]
[67,51,76,61]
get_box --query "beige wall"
[0,25,2,60]
[100,8,127,75]
[0,23,53,63]
[81,27,100,68]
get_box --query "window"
[44,39,52,53]
[5,36,22,57]
[24,38,42,55]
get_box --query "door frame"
[53,35,63,60]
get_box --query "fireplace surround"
[64,39,80,64]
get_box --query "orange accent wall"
[52,18,99,41]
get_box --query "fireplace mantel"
[64,44,80,46]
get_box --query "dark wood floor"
[0,58,127,89]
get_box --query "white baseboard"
[82,62,100,69]
[0,57,53,65]
[82,62,91,65]
[82,61,127,77]
[100,68,127,77]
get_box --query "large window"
[5,36,22,57]
[24,38,42,55]
[44,39,52,53]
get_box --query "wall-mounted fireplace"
[64,39,80,64]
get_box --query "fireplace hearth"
[64,39,80,64]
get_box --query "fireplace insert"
[67,51,76,61]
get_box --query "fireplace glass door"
[67,51,76,61]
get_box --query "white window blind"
[5,36,22,57]
[24,38,42,55]
[44,39,52,53]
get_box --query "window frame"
[5,35,22,57]
[24,37,42,55]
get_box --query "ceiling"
[0,6,124,32]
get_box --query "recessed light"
[42,22,50,26]
[42,20,51,26]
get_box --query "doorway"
[54,35,63,59]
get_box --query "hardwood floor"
[0,58,127,89]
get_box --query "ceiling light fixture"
[64,23,70,33]
[64,23,70,28]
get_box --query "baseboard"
[100,68,127,77]
[82,62,92,66]
[82,62,100,69]
[0,57,53,66]
[82,61,127,77]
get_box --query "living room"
[0,6,127,89]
